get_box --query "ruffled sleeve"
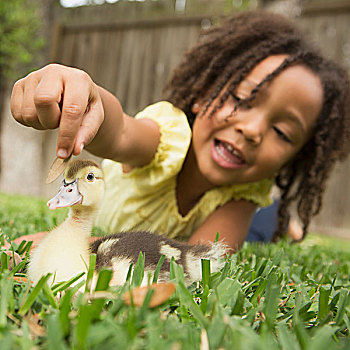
[102,101,192,192]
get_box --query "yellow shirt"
[95,101,273,240]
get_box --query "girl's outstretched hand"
[10,64,104,159]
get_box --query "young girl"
[10,11,350,251]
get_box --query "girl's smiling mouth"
[212,139,247,169]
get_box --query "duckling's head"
[47,159,104,211]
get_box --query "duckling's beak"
[47,179,83,210]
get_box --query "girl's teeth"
[215,141,245,164]
[226,144,234,153]
[223,142,242,159]
[233,150,241,157]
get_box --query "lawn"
[0,192,349,349]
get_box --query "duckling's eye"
[86,173,95,181]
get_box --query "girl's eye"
[87,173,95,181]
[231,94,241,103]
[273,127,291,143]
[231,94,251,109]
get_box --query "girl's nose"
[234,114,266,146]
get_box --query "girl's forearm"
[86,86,161,167]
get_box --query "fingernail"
[57,148,68,158]
[80,143,84,153]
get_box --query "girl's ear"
[191,102,200,114]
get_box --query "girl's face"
[191,54,323,187]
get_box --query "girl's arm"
[188,199,257,252]
[87,86,160,167]
[10,64,160,167]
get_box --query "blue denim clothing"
[246,199,279,242]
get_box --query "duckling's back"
[90,231,227,286]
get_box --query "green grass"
[0,192,349,349]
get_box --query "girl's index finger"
[56,83,91,158]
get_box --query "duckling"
[29,159,227,287]
[28,159,104,285]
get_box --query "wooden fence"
[1,0,350,238]
[51,2,221,116]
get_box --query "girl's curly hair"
[163,10,350,240]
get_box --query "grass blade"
[276,324,299,350]
[126,263,133,283]
[176,281,209,329]
[17,240,33,258]
[152,255,165,284]
[76,270,112,348]
[214,232,220,243]
[219,260,231,283]
[201,259,211,289]
[132,252,145,287]
[51,272,85,295]
[43,282,58,309]
[0,273,12,327]
[75,303,93,349]
[0,252,9,272]
[318,286,330,321]
[170,258,185,285]
[216,278,241,306]
[335,288,349,326]
[94,268,113,292]
[85,253,96,293]
[18,274,51,315]
[11,260,27,275]
[91,269,113,316]
[59,288,73,337]
[262,273,280,330]
[47,313,67,350]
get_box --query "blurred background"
[0,0,350,239]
